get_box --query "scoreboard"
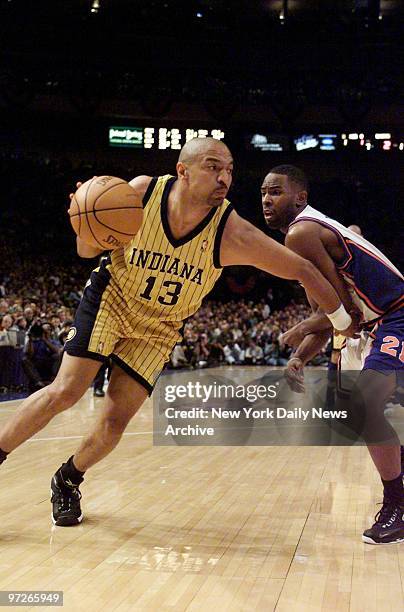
[340,132,403,151]
[109,126,225,149]
[109,125,403,153]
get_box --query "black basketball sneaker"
[51,469,83,526]
[362,498,404,544]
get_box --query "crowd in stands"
[172,299,327,370]
[0,267,328,393]
[0,289,75,392]
[0,254,91,392]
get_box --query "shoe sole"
[50,488,84,526]
[362,535,404,545]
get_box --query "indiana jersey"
[105,175,233,335]
[289,205,404,323]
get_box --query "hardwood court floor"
[0,367,403,611]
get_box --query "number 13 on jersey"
[139,276,183,306]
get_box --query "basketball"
[68,176,143,249]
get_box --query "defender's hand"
[280,323,306,349]
[284,357,305,393]
[337,308,362,339]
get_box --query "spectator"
[245,340,264,365]
[58,321,73,345]
[208,340,224,366]
[22,322,62,392]
[265,339,290,366]
[195,334,211,367]
[50,315,62,340]
[93,361,109,398]
[23,307,35,326]
[9,316,27,348]
[223,340,244,365]
[0,314,16,347]
[171,344,188,369]
[0,300,9,315]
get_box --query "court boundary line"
[26,431,153,442]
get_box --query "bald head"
[176,137,233,208]
[348,224,362,236]
[178,137,231,165]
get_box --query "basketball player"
[0,140,357,527]
[261,165,403,544]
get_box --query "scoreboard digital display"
[109,126,225,149]
[341,132,404,151]
[109,126,403,153]
[293,134,338,152]
[318,134,338,151]
[109,127,143,148]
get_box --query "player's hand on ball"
[68,176,143,250]
[69,177,97,201]
[284,357,305,393]
[69,184,82,201]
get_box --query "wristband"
[326,304,352,331]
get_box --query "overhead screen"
[109,126,403,152]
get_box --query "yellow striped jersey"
[106,175,233,336]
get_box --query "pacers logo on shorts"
[65,327,77,342]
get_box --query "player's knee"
[102,414,129,439]
[45,381,83,412]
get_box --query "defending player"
[261,164,403,544]
[0,140,356,527]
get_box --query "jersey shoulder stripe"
[142,177,158,207]
[213,205,234,268]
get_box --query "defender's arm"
[220,212,352,332]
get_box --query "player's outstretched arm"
[220,212,353,333]
[280,312,332,349]
[290,330,332,367]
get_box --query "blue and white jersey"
[289,205,403,323]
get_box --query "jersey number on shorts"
[139,276,182,306]
[380,335,404,363]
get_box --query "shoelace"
[52,487,82,512]
[374,500,400,527]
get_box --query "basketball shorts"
[332,331,346,352]
[340,309,404,372]
[64,263,181,395]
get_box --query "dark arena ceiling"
[0,0,403,119]
[2,0,403,64]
